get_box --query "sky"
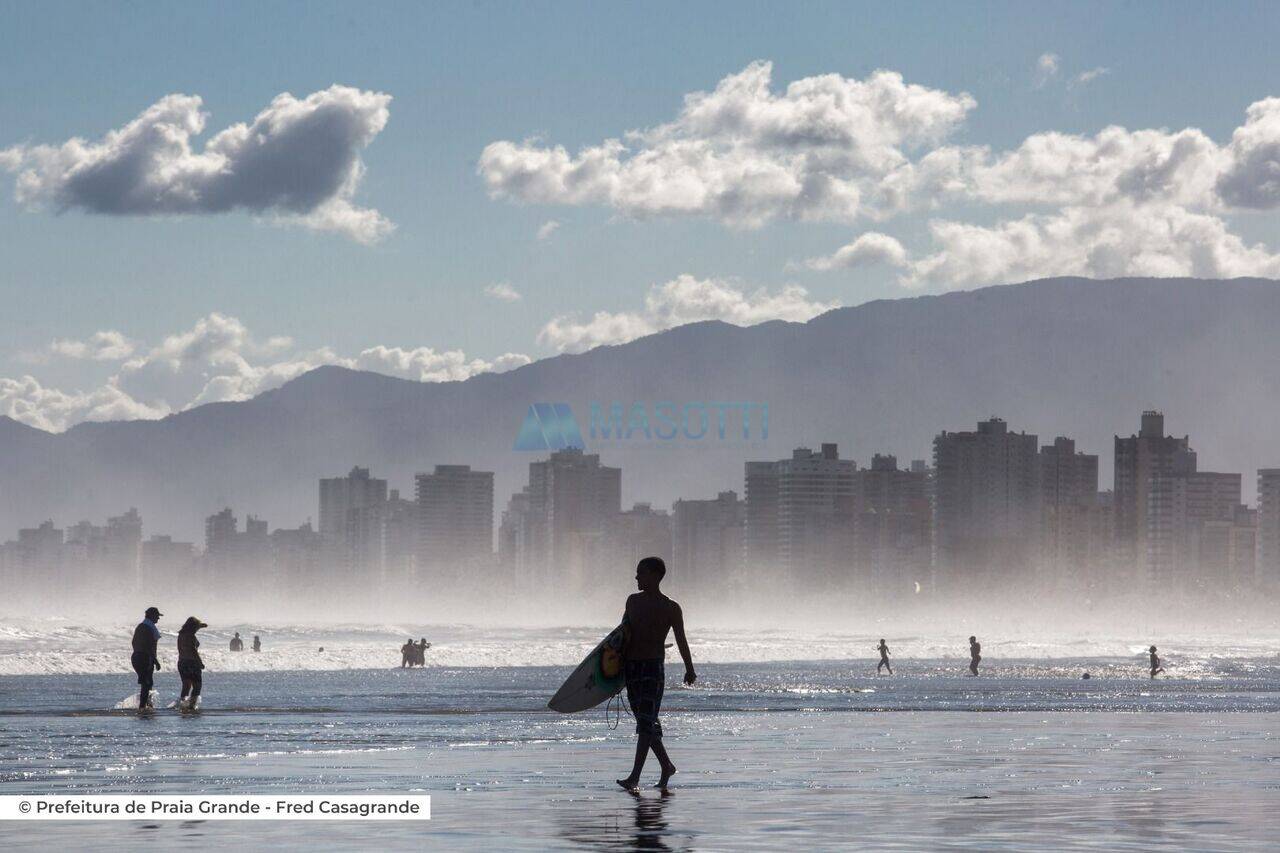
[2,1,1279,431]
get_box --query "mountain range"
[4,276,1280,542]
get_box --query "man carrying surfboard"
[616,556,695,794]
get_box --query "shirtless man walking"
[616,556,695,793]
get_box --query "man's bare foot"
[616,778,639,792]
[654,764,676,791]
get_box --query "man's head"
[234,632,240,638]
[145,606,162,622]
[1150,645,1157,653]
[969,636,976,643]
[879,638,885,644]
[635,556,667,591]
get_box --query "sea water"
[1,622,1278,850]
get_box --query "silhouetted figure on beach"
[130,606,162,712]
[177,617,207,710]
[401,638,414,668]
[615,557,695,794]
[877,639,893,675]
[416,638,430,666]
[252,634,261,653]
[230,632,244,652]
[1149,646,1164,679]
[968,636,981,676]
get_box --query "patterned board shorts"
[625,659,665,737]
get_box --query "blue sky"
[2,1,1279,430]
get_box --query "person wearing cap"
[130,606,163,712]
[177,617,208,710]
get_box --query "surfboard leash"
[604,692,632,730]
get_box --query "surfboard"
[548,623,629,713]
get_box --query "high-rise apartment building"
[415,465,494,584]
[744,444,858,588]
[319,466,388,590]
[672,491,743,597]
[1258,469,1280,589]
[1114,411,1193,581]
[502,449,621,592]
[855,454,931,595]
[932,418,1040,588]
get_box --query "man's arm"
[671,603,695,685]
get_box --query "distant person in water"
[177,617,207,710]
[416,638,430,666]
[401,638,414,668]
[131,606,163,711]
[1149,646,1164,679]
[968,636,981,676]
[252,634,261,653]
[616,556,696,794]
[876,639,893,675]
[230,632,244,652]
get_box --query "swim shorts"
[625,659,665,737]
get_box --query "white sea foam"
[1,616,1278,676]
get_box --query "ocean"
[1,621,1278,850]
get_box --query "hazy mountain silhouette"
[5,276,1280,540]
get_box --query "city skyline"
[7,407,1279,612]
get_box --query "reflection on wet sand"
[558,790,686,851]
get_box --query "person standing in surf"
[229,632,244,652]
[1149,645,1165,679]
[616,556,696,794]
[130,606,163,712]
[177,617,207,710]
[876,639,893,675]
[968,636,981,676]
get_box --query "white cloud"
[803,231,908,271]
[0,375,169,433]
[353,345,530,382]
[903,202,1280,289]
[537,274,838,353]
[1071,67,1110,88]
[484,282,522,302]
[479,61,975,227]
[1217,97,1280,209]
[1,314,531,432]
[536,219,560,240]
[1,86,393,243]
[1034,53,1061,88]
[49,330,138,361]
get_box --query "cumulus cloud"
[537,274,838,353]
[354,346,531,382]
[484,282,522,302]
[805,94,1280,288]
[1216,97,1280,209]
[0,375,169,433]
[1034,53,1061,88]
[1,86,393,243]
[536,219,560,240]
[49,330,138,361]
[803,231,908,271]
[479,60,975,227]
[1,314,530,432]
[903,202,1280,288]
[484,60,1280,289]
